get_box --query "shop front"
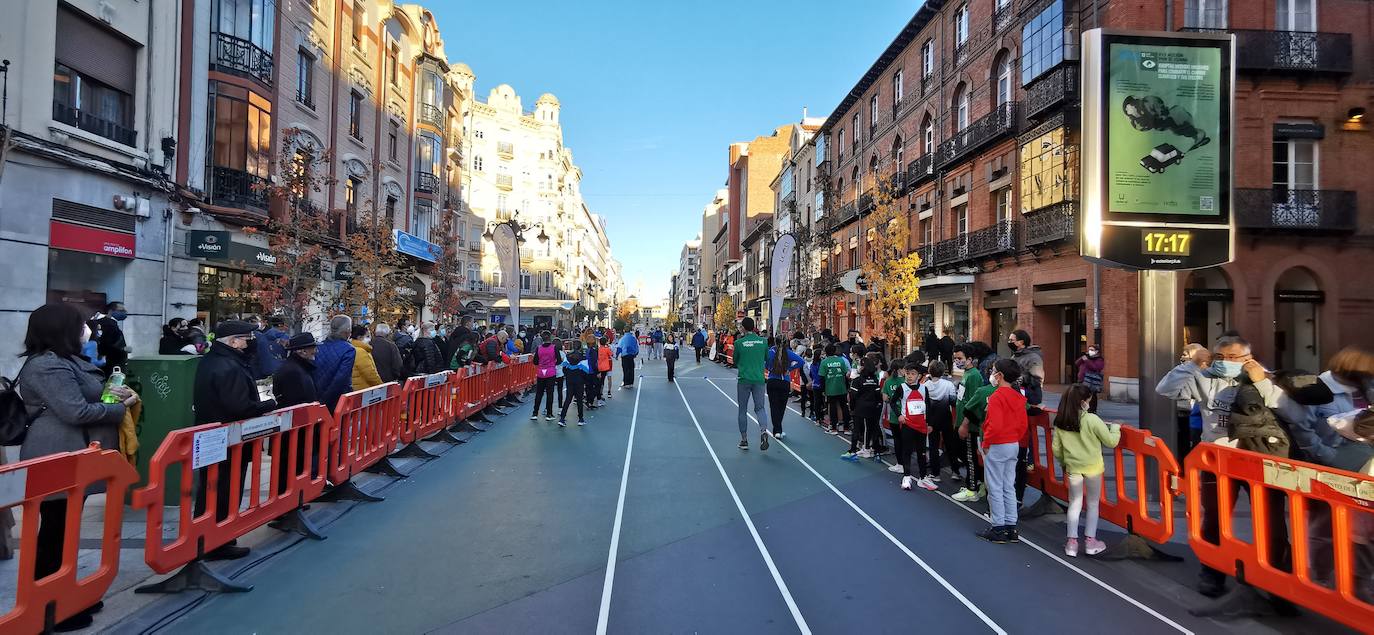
[46,217,137,317]
[983,288,1019,358]
[187,230,279,325]
[1031,280,1088,385]
[912,275,973,347]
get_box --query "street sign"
[838,269,870,294]
[1080,29,1235,271]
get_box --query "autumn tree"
[249,128,336,329]
[616,298,640,325]
[337,197,409,326]
[427,203,468,324]
[713,295,736,332]
[858,155,921,351]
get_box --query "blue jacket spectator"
[312,315,357,412]
[691,330,707,349]
[252,318,290,379]
[617,331,640,357]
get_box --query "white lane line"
[595,381,643,635]
[705,378,1004,635]
[777,395,1194,635]
[673,381,812,635]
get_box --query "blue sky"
[431,0,917,302]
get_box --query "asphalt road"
[160,356,1334,634]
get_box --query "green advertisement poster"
[1107,42,1222,216]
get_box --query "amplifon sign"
[49,221,136,259]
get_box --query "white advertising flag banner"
[493,224,520,327]
[769,233,796,334]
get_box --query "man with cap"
[192,320,278,560]
[272,333,319,497]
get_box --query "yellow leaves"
[713,295,735,331]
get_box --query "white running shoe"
[1065,537,1079,558]
[918,477,939,491]
[1085,537,1107,556]
[951,487,982,502]
[577,420,587,427]
[858,448,875,459]
[888,463,905,473]
[901,476,914,491]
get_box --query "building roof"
[819,1,945,134]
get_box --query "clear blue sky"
[431,0,916,302]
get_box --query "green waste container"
[126,355,201,506]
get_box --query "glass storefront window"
[47,249,127,318]
[197,265,269,326]
[944,301,970,343]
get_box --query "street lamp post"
[482,211,548,331]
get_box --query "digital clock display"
[1142,231,1193,256]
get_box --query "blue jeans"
[736,382,766,435]
[983,443,1020,527]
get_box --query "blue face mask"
[1212,360,1244,379]
[111,310,128,321]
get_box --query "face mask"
[111,310,128,321]
[407,326,418,336]
[1087,349,1099,357]
[1213,360,1244,378]
[438,328,447,337]
[362,336,371,345]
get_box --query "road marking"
[705,378,1005,635]
[777,396,1194,635]
[674,381,812,634]
[595,380,643,635]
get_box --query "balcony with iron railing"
[834,202,859,227]
[1184,28,1352,74]
[415,171,439,194]
[1022,201,1077,248]
[936,102,1019,169]
[51,101,136,147]
[211,32,274,86]
[1023,64,1077,121]
[418,103,444,129]
[210,167,269,212]
[497,141,514,158]
[906,153,936,188]
[1234,188,1357,233]
[496,174,513,190]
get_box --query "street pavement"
[139,356,1347,634]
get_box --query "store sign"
[1273,122,1324,139]
[386,273,427,308]
[333,262,357,281]
[1184,288,1233,302]
[1275,289,1325,303]
[187,230,277,267]
[1080,29,1234,270]
[394,229,440,262]
[49,221,135,259]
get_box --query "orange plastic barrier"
[1025,409,1181,545]
[455,366,481,421]
[327,382,404,486]
[0,446,137,634]
[400,371,455,443]
[1185,443,1374,632]
[132,404,332,582]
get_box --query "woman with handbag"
[1075,345,1106,413]
[18,303,138,631]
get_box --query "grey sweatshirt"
[1154,361,1282,442]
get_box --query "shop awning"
[492,299,576,310]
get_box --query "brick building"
[815,0,1372,399]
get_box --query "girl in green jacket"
[1052,384,1122,557]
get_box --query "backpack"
[0,360,37,445]
[1227,382,1293,458]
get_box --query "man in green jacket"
[733,317,770,451]
[954,343,990,502]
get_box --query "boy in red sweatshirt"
[978,358,1029,543]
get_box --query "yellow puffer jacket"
[349,339,384,390]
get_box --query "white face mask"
[362,336,371,345]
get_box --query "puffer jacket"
[349,339,384,390]
[413,337,446,375]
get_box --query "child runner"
[882,360,907,474]
[922,360,960,482]
[664,334,680,382]
[597,336,614,402]
[558,348,592,427]
[765,337,806,439]
[531,331,559,421]
[844,355,883,460]
[952,343,987,501]
[891,363,939,490]
[809,349,826,425]
[1052,383,1121,556]
[820,344,852,435]
[978,358,1029,543]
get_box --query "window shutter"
[56,6,138,94]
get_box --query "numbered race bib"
[905,399,926,416]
